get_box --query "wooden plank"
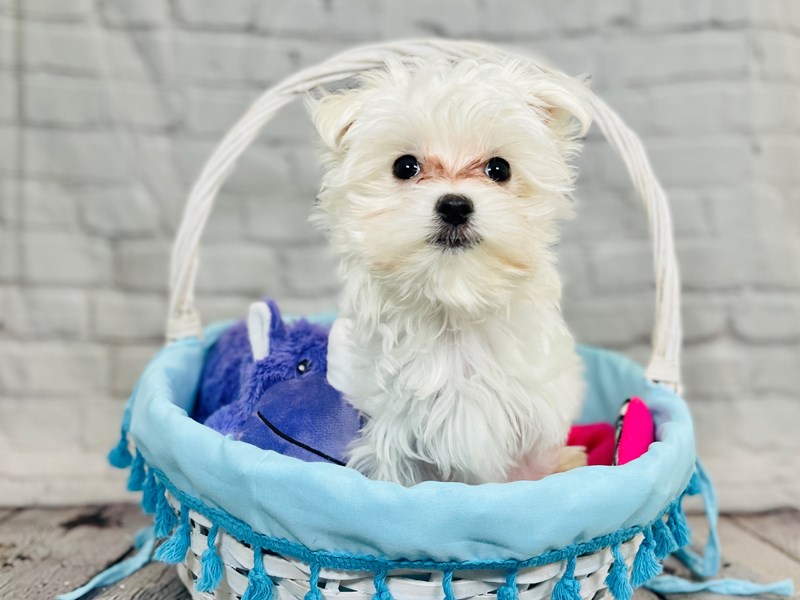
[0,509,18,525]
[94,562,189,600]
[733,510,800,563]
[713,515,800,586]
[633,588,663,600]
[0,504,150,600]
[658,514,800,600]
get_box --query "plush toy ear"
[528,72,593,140]
[307,88,363,153]
[265,299,286,339]
[247,302,272,362]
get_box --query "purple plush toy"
[196,300,361,465]
[238,375,361,465]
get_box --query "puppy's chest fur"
[329,306,583,485]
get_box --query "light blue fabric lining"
[151,463,679,571]
[129,330,696,563]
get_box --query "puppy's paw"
[555,446,588,472]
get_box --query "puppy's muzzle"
[431,194,480,250]
[436,194,473,226]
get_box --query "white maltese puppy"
[308,56,591,486]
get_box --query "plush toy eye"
[485,157,510,182]
[296,359,311,375]
[393,155,420,180]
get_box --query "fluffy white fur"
[308,57,592,486]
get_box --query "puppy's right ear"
[527,72,593,141]
[307,89,362,154]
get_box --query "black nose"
[435,194,473,226]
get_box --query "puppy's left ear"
[306,88,363,154]
[528,72,593,142]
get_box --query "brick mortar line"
[19,119,793,140]
[9,65,785,91]
[3,12,760,41]
[14,70,800,99]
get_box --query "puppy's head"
[308,57,591,315]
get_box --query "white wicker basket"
[111,38,694,600]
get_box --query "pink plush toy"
[567,397,655,467]
[614,396,656,465]
[567,423,616,466]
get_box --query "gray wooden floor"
[0,505,797,599]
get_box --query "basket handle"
[166,39,683,391]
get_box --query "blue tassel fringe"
[606,543,633,600]
[108,433,132,469]
[373,569,392,600]
[154,504,191,564]
[442,570,455,600]
[686,471,702,496]
[141,468,159,514]
[496,571,518,600]
[196,524,224,592]
[668,503,691,548]
[154,485,178,538]
[631,526,663,587]
[126,450,146,492]
[652,516,677,559]
[552,556,581,600]
[242,546,274,600]
[305,562,322,600]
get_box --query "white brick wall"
[1,0,799,510]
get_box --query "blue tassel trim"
[552,556,581,600]
[652,516,677,559]
[496,571,518,600]
[305,562,322,600]
[127,450,146,492]
[145,466,693,574]
[685,471,702,496]
[241,546,275,600]
[442,570,455,600]
[196,524,224,592]
[373,569,392,600]
[108,431,132,469]
[141,467,159,514]
[154,503,191,564]
[154,484,178,538]
[605,543,633,600]
[631,526,663,587]
[667,502,691,548]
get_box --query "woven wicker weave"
[154,38,685,600]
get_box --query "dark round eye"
[485,157,510,182]
[296,359,311,375]
[393,155,420,180]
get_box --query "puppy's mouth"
[429,226,481,250]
